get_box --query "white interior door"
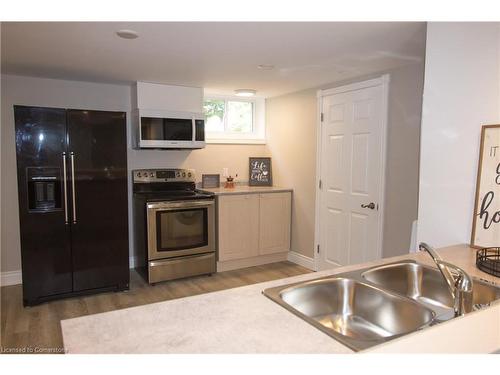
[316,77,388,270]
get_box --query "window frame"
[203,94,266,144]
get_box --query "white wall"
[266,89,318,259]
[417,23,500,248]
[383,63,424,257]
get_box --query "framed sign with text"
[201,174,220,188]
[249,157,272,186]
[471,125,500,248]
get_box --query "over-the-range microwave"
[134,109,205,149]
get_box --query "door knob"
[361,202,376,210]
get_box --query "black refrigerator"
[14,105,129,306]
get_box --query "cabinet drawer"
[149,253,216,283]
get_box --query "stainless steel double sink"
[263,260,500,351]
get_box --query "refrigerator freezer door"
[14,105,73,303]
[66,109,129,291]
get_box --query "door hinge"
[317,244,320,254]
[319,179,322,189]
[320,113,324,122]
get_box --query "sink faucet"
[419,242,473,316]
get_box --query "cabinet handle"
[62,152,68,224]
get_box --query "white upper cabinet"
[135,82,203,113]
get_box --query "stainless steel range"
[132,169,215,284]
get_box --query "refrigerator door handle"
[62,152,69,224]
[70,152,77,224]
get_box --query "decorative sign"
[201,174,220,188]
[471,125,500,248]
[249,157,272,186]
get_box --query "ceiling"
[1,22,426,98]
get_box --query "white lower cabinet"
[258,193,292,255]
[217,192,291,266]
[218,194,259,261]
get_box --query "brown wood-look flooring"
[0,262,311,354]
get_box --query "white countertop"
[60,245,500,353]
[199,185,292,196]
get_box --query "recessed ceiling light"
[116,29,139,39]
[258,64,275,70]
[234,89,257,97]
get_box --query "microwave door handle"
[138,113,142,147]
[192,117,196,142]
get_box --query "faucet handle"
[419,242,456,293]
[435,260,473,292]
[436,259,474,316]
[419,242,474,316]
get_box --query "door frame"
[313,75,390,271]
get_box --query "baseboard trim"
[217,252,288,272]
[287,251,315,271]
[1,256,137,287]
[1,270,22,286]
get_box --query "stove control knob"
[176,172,180,178]
[150,173,154,177]
[182,172,186,178]
[137,172,141,177]
[188,172,192,178]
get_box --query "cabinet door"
[218,194,259,261]
[259,192,291,255]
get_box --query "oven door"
[146,200,215,260]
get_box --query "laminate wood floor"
[0,261,311,354]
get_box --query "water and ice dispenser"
[26,167,62,212]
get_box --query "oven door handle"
[147,200,214,210]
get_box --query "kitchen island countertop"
[61,244,500,353]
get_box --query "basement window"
[203,95,266,144]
